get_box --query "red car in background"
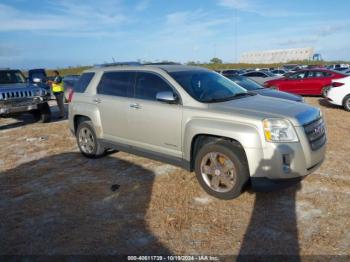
[264,69,346,96]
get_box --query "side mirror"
[33,78,42,83]
[156,91,178,104]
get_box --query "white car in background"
[326,76,350,111]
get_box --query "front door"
[128,71,183,158]
[286,71,308,94]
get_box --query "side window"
[244,72,255,77]
[135,72,173,101]
[289,71,306,79]
[75,73,95,93]
[97,71,134,97]
[307,71,324,78]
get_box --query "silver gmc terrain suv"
[69,65,326,199]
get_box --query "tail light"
[68,89,74,102]
[332,82,344,87]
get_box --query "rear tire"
[343,95,350,112]
[76,121,106,158]
[194,140,249,200]
[321,86,329,97]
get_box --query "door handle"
[129,103,141,109]
[93,98,102,104]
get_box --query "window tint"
[0,70,26,84]
[170,70,247,102]
[222,70,239,75]
[289,71,307,79]
[135,72,173,101]
[97,72,134,97]
[226,75,263,91]
[307,71,326,78]
[245,72,265,77]
[74,72,95,93]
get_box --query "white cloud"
[218,0,316,17]
[278,22,349,47]
[0,1,130,35]
[218,0,251,10]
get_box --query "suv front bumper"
[245,123,326,190]
[0,97,47,115]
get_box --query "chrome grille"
[0,90,34,100]
[303,117,326,151]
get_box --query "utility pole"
[234,8,238,63]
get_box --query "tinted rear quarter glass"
[75,72,95,93]
[97,71,135,97]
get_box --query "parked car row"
[217,67,350,112]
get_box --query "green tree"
[210,57,223,64]
[186,61,197,66]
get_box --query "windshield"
[170,70,248,102]
[0,70,26,84]
[225,75,263,91]
[265,71,276,77]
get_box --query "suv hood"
[0,83,29,89]
[209,94,320,126]
[254,88,303,102]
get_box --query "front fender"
[183,118,263,161]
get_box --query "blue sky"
[1,0,350,68]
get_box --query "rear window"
[74,72,95,93]
[97,71,135,97]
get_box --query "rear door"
[303,71,327,95]
[94,71,136,143]
[127,71,183,158]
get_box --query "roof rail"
[142,62,182,65]
[94,62,142,68]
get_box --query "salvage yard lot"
[0,97,349,255]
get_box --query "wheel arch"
[189,134,248,172]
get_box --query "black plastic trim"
[250,177,303,192]
[99,139,191,171]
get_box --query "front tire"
[76,121,106,158]
[343,95,350,112]
[194,140,249,200]
[32,102,51,123]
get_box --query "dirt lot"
[0,98,349,256]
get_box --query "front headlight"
[263,118,299,142]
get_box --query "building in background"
[239,47,315,64]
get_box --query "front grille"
[0,90,34,100]
[303,117,327,151]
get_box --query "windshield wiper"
[202,92,254,103]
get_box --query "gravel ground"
[0,98,349,256]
